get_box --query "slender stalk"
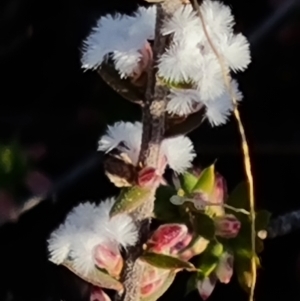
[190,1,256,300]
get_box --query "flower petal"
[197,275,217,300]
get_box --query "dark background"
[0,0,300,300]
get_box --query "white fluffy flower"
[81,6,156,77]
[98,121,196,174]
[98,121,142,165]
[194,54,225,102]
[161,136,196,174]
[158,42,201,83]
[65,202,97,229]
[47,198,138,274]
[167,89,204,116]
[200,0,235,38]
[159,1,250,127]
[70,231,105,276]
[205,80,243,126]
[219,33,251,72]
[94,198,138,247]
[112,50,142,79]
[161,5,200,43]
[48,222,77,265]
[158,1,250,93]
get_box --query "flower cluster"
[46,2,268,301]
[81,6,156,78]
[98,121,196,175]
[48,198,137,277]
[159,2,250,126]
[81,1,250,126]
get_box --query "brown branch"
[115,2,183,301]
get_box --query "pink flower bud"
[215,252,234,284]
[140,262,170,298]
[93,243,123,277]
[214,214,241,238]
[90,286,111,301]
[137,167,157,187]
[131,42,153,85]
[178,237,209,261]
[141,278,164,297]
[207,173,227,216]
[148,224,188,254]
[197,275,217,300]
[141,263,158,287]
[211,174,227,205]
[170,233,193,256]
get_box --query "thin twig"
[190,1,256,300]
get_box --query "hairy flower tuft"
[47,198,138,275]
[204,79,243,126]
[98,121,196,174]
[159,1,250,126]
[81,6,156,78]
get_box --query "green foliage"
[193,213,215,240]
[255,210,271,232]
[226,181,249,211]
[180,172,198,194]
[110,186,152,217]
[0,142,29,192]
[180,164,215,196]
[158,76,194,90]
[141,272,176,301]
[193,164,215,195]
[185,273,198,296]
[62,260,123,291]
[140,252,196,271]
[154,185,182,222]
[196,241,224,278]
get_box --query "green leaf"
[234,249,260,293]
[159,77,194,90]
[196,241,223,277]
[226,181,249,211]
[0,142,29,191]
[193,213,215,240]
[235,256,252,293]
[110,186,152,217]
[255,210,271,231]
[185,273,197,296]
[140,253,195,271]
[193,164,215,195]
[180,172,198,194]
[141,272,176,301]
[154,186,181,222]
[62,259,123,291]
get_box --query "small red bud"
[90,286,111,301]
[148,224,188,254]
[137,167,157,187]
[214,214,241,238]
[93,244,123,277]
